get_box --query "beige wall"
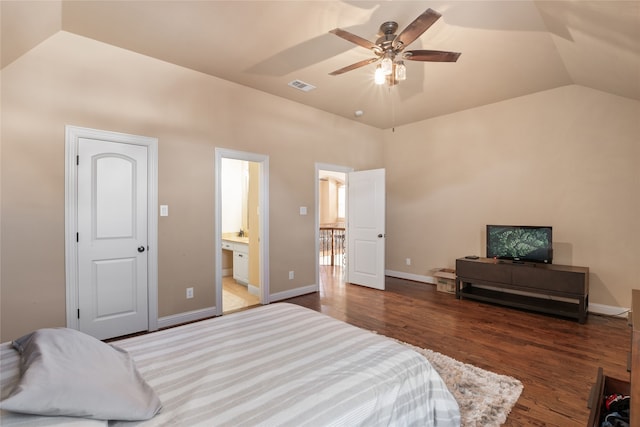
[384,85,640,308]
[0,32,383,341]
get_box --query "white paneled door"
[77,138,149,340]
[347,168,386,290]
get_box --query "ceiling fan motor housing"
[379,21,398,35]
[376,21,398,51]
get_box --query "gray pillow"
[0,328,162,421]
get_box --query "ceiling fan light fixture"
[374,65,386,85]
[381,51,393,75]
[395,61,406,81]
[328,8,460,88]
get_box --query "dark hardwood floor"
[284,266,631,426]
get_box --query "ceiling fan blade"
[393,8,442,50]
[329,57,380,75]
[329,28,382,53]
[403,50,461,62]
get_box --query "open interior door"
[347,168,385,290]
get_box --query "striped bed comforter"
[1,303,459,426]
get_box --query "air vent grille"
[288,80,316,92]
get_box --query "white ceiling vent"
[288,80,316,92]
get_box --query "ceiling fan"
[328,8,460,85]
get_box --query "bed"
[1,303,460,426]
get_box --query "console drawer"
[587,367,630,427]
[511,267,584,295]
[456,259,511,284]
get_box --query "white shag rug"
[401,341,524,427]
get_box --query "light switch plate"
[160,205,169,216]
[299,206,307,215]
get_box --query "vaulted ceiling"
[2,1,639,129]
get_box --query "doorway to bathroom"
[215,149,269,316]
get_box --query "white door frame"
[315,163,353,288]
[65,125,159,332]
[215,148,269,316]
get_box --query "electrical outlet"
[406,258,411,266]
[186,287,194,299]
[288,271,294,280]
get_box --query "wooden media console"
[455,257,589,323]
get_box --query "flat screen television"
[486,225,553,264]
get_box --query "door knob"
[378,234,384,238]
[138,246,146,253]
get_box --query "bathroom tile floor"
[222,276,260,313]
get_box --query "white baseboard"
[248,284,260,296]
[270,284,318,302]
[588,303,630,318]
[157,306,218,329]
[156,285,319,329]
[155,273,628,330]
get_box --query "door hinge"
[76,232,79,242]
[77,309,80,319]
[76,155,79,166]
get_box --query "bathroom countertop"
[222,234,249,245]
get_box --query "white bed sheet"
[1,303,459,426]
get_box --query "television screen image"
[486,225,553,263]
